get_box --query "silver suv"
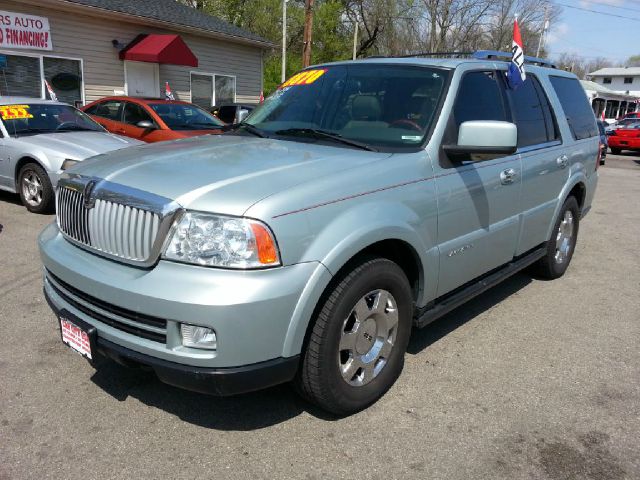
[39,52,599,415]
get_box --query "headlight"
[60,159,79,170]
[163,211,281,268]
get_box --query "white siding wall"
[592,75,640,96]
[0,0,264,104]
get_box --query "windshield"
[245,64,448,151]
[149,103,224,130]
[0,103,104,137]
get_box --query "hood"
[175,130,223,138]
[21,131,142,160]
[70,134,392,216]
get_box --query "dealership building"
[0,0,272,109]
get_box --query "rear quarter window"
[549,76,598,140]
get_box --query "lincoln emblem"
[83,180,97,209]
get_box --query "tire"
[296,257,413,415]
[610,147,621,155]
[532,196,580,280]
[17,163,54,214]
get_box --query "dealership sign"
[0,11,52,51]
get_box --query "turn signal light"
[251,223,279,264]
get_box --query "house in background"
[581,80,639,122]
[0,0,273,109]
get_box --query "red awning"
[119,34,198,67]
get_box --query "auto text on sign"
[0,10,52,51]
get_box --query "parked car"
[82,97,225,143]
[597,120,608,164]
[604,117,640,134]
[607,121,640,154]
[0,97,142,213]
[621,111,640,120]
[212,103,256,124]
[40,54,599,415]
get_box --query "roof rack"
[472,50,556,68]
[366,50,557,68]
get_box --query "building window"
[191,73,214,110]
[2,54,41,98]
[603,77,612,84]
[0,52,83,105]
[191,72,237,110]
[43,57,83,105]
[624,77,633,84]
[215,75,236,105]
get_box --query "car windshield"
[149,103,224,130]
[244,64,449,151]
[0,103,104,137]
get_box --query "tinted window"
[453,71,509,128]
[87,101,123,121]
[549,76,598,140]
[507,75,559,147]
[123,102,153,126]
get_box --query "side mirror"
[237,109,249,122]
[136,120,155,129]
[444,120,517,157]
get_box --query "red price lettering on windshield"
[0,105,33,120]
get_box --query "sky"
[544,0,639,63]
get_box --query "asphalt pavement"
[1,154,639,480]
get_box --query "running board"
[414,245,547,329]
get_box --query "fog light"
[180,324,217,350]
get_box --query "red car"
[82,96,225,143]
[607,123,640,154]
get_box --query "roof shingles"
[63,0,271,46]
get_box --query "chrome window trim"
[517,140,563,154]
[57,174,182,268]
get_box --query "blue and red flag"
[506,18,526,89]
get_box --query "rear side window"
[507,75,559,147]
[453,71,509,127]
[549,76,598,140]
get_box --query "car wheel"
[296,257,413,415]
[18,163,54,214]
[531,196,580,280]
[610,147,621,155]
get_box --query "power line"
[579,0,640,14]
[554,2,640,22]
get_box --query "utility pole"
[281,0,288,82]
[302,0,315,68]
[352,21,358,60]
[536,6,550,58]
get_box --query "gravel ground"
[0,154,638,480]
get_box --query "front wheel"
[296,257,413,415]
[531,196,580,280]
[18,163,54,214]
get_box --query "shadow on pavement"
[407,272,532,355]
[90,272,533,429]
[0,189,22,206]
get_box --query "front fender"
[302,200,437,304]
[280,201,437,358]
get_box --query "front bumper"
[44,285,298,395]
[39,223,330,371]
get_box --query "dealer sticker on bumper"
[60,318,92,359]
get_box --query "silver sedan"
[0,97,143,213]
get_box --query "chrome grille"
[55,179,178,267]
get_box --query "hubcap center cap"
[355,318,377,354]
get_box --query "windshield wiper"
[57,126,95,132]
[223,122,269,138]
[274,128,377,152]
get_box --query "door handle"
[557,154,568,168]
[500,168,518,185]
